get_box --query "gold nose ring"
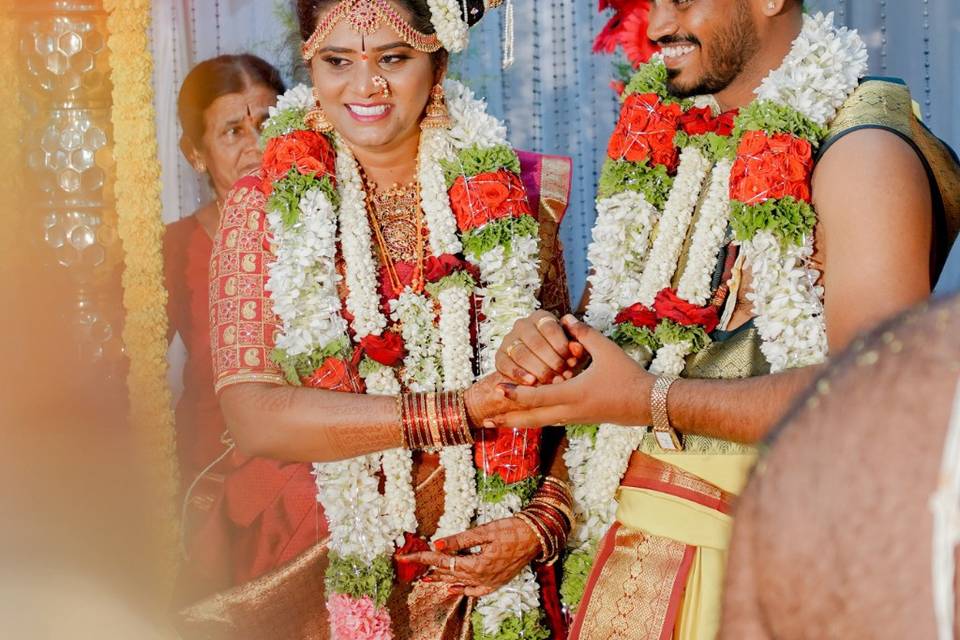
[372,75,391,98]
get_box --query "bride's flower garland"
[561,13,868,612]
[260,79,548,640]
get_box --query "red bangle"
[400,391,473,450]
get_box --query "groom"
[484,0,960,638]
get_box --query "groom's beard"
[665,0,761,99]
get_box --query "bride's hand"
[397,517,540,597]
[495,311,586,385]
[463,372,523,427]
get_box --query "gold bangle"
[514,512,551,563]
[425,392,442,449]
[530,496,574,524]
[397,393,407,448]
[455,390,474,444]
[651,375,683,451]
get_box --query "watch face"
[655,430,683,451]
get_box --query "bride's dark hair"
[296,0,437,41]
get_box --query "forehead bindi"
[205,87,275,127]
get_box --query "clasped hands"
[401,312,654,595]
[478,310,656,430]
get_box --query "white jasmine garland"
[392,290,443,393]
[418,127,462,256]
[453,83,544,630]
[433,283,479,539]
[648,340,694,377]
[470,236,542,374]
[335,138,389,339]
[676,159,733,305]
[426,0,469,52]
[474,565,542,636]
[575,423,645,546]
[742,232,827,372]
[584,191,659,332]
[438,285,475,390]
[266,186,348,357]
[755,13,869,127]
[444,79,509,149]
[315,454,394,561]
[363,363,417,547]
[269,83,314,117]
[635,146,711,306]
[433,446,477,539]
[468,229,542,631]
[562,433,597,549]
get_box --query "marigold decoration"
[260,78,549,640]
[104,0,180,598]
[563,12,868,612]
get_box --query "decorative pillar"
[15,0,125,371]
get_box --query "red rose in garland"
[653,288,720,334]
[730,131,813,205]
[423,254,476,283]
[360,332,406,367]
[715,110,738,136]
[393,532,430,583]
[379,255,478,301]
[679,107,716,136]
[449,169,532,233]
[261,130,337,195]
[607,93,682,171]
[615,302,658,329]
[679,107,740,137]
[302,355,365,393]
[475,427,543,485]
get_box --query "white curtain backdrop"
[151,0,960,303]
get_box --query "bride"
[202,1,574,638]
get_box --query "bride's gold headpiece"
[302,0,442,61]
[301,0,515,67]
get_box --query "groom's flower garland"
[561,13,868,612]
[260,80,548,640]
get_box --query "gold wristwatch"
[651,375,683,451]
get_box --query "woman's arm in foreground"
[219,375,510,463]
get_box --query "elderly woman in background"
[164,54,322,603]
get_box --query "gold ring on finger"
[506,339,523,358]
[536,316,555,330]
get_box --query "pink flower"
[327,594,394,640]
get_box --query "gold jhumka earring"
[421,83,452,130]
[305,87,334,134]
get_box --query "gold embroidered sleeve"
[209,175,285,393]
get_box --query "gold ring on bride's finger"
[449,557,456,572]
[506,339,522,358]
[536,316,555,330]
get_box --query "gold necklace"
[364,178,426,294]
